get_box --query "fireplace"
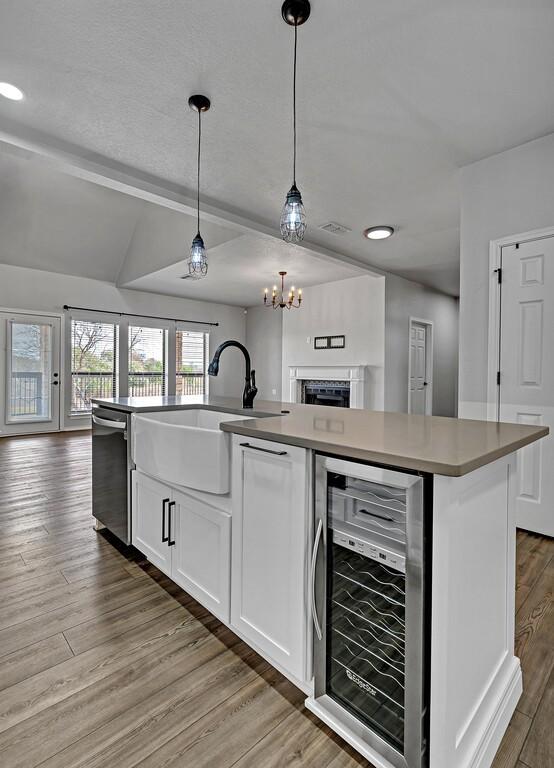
[301,380,350,408]
[289,365,368,409]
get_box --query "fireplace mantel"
[288,365,368,409]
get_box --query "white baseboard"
[469,660,522,768]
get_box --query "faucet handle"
[250,369,256,388]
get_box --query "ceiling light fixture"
[0,82,24,101]
[280,0,310,243]
[363,226,394,240]
[264,271,302,310]
[187,94,211,279]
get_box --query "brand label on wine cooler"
[346,668,378,698]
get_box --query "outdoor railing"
[71,372,116,413]
[71,371,205,413]
[176,372,205,396]
[10,371,43,417]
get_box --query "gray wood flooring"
[0,431,551,767]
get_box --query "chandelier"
[264,272,302,309]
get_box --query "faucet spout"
[208,340,258,409]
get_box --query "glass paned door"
[1,313,61,435]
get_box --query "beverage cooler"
[308,456,428,768]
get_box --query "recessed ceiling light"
[0,82,24,101]
[363,226,394,240]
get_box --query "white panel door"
[231,437,310,683]
[0,312,61,435]
[131,471,172,575]
[500,238,554,536]
[409,321,428,415]
[171,488,231,623]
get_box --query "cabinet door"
[170,489,231,623]
[131,471,172,576]
[231,437,310,682]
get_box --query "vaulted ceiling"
[1,1,554,297]
[0,150,364,305]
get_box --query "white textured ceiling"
[122,233,365,307]
[1,1,554,296]
[0,149,364,304]
[0,151,143,282]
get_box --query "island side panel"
[429,454,520,768]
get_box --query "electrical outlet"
[306,336,311,344]
[272,388,277,396]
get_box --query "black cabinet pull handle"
[162,498,169,543]
[240,442,288,456]
[168,500,176,546]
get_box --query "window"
[176,330,207,395]
[8,320,52,421]
[128,326,167,397]
[70,319,118,413]
[67,315,209,419]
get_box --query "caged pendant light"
[280,0,310,243]
[187,94,211,278]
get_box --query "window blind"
[70,319,118,413]
[128,326,167,397]
[176,331,206,396]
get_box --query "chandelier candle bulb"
[264,271,302,310]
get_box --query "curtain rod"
[63,305,219,327]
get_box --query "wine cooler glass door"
[312,455,425,768]
[328,538,406,752]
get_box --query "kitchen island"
[92,396,547,768]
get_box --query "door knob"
[423,381,428,386]
[52,381,59,386]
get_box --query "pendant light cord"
[292,22,297,186]
[196,109,201,234]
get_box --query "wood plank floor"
[0,431,552,768]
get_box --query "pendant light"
[187,94,211,278]
[280,0,310,243]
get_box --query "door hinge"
[497,371,501,386]
[494,268,502,284]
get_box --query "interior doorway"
[408,318,433,415]
[490,233,554,537]
[0,310,61,436]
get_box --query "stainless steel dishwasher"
[308,455,428,768]
[92,404,133,545]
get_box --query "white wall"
[384,274,459,417]
[245,305,283,401]
[0,263,246,428]
[281,275,386,410]
[459,131,554,418]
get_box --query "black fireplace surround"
[301,380,350,408]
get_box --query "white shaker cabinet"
[132,470,231,622]
[171,488,231,623]
[231,435,311,684]
[131,471,173,576]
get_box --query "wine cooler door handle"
[310,518,323,641]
